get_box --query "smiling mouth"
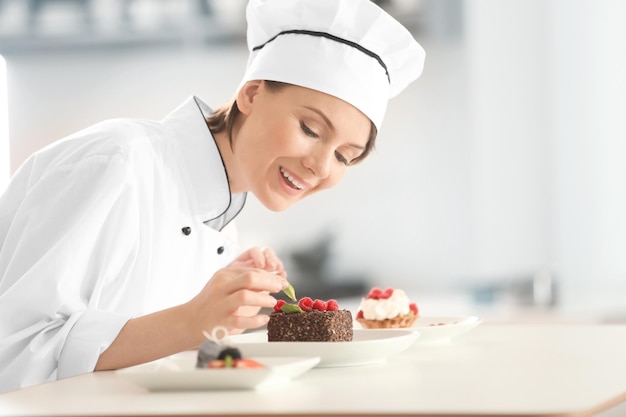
[280,167,305,190]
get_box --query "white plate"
[229,329,419,367]
[354,316,482,345]
[411,315,483,344]
[115,352,320,391]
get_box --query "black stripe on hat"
[252,29,390,83]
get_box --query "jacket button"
[217,246,224,255]
[181,227,191,235]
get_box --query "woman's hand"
[97,248,289,370]
[185,247,289,341]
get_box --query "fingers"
[217,289,275,331]
[229,305,272,331]
[187,258,290,339]
[234,246,286,275]
[229,313,271,332]
[243,246,266,269]
[261,247,285,274]
[224,288,278,312]
[221,268,288,294]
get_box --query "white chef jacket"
[0,97,246,392]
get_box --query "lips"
[279,167,305,190]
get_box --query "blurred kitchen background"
[1,0,625,324]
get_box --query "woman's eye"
[300,122,319,138]
[335,151,349,166]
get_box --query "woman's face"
[231,81,371,212]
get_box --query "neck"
[212,127,244,194]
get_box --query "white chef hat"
[240,0,426,130]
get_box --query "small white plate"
[354,315,482,345]
[411,315,483,344]
[229,329,419,367]
[115,352,320,391]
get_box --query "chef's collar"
[161,96,246,229]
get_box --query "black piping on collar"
[191,96,247,231]
[252,29,390,83]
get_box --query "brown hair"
[206,81,377,165]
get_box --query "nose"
[303,146,333,179]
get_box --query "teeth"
[280,167,305,190]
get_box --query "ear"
[236,80,263,116]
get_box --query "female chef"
[0,0,425,391]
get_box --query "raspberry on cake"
[268,297,353,342]
[356,287,419,329]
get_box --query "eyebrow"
[302,106,366,151]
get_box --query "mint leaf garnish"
[280,303,303,313]
[283,283,297,302]
[224,355,233,368]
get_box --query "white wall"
[0,55,9,192]
[464,0,626,297]
[549,0,626,290]
[465,1,553,280]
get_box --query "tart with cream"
[356,287,418,329]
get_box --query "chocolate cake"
[267,309,353,342]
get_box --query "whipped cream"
[359,289,411,320]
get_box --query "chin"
[264,202,293,212]
[255,195,294,212]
